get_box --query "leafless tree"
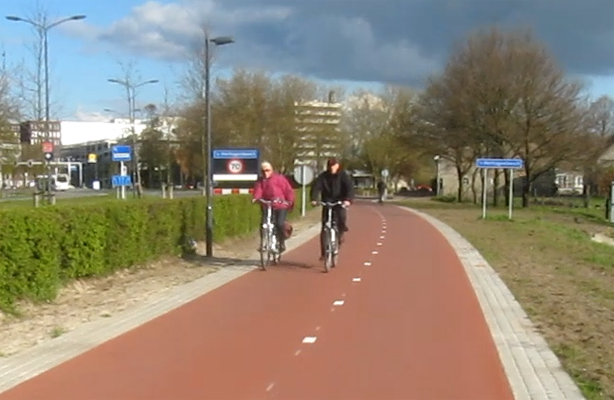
[416,26,589,206]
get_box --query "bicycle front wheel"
[323,229,333,273]
[259,229,269,271]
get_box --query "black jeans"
[320,205,348,256]
[260,207,288,247]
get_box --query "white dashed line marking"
[341,293,346,297]
[372,251,379,254]
[315,326,321,331]
[352,277,361,282]
[295,349,302,356]
[333,300,345,306]
[266,382,275,392]
[302,336,317,344]
[377,242,383,246]
[364,262,372,266]
[380,235,385,239]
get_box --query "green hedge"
[0,190,311,312]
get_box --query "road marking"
[352,277,361,282]
[333,300,345,306]
[364,262,372,266]
[266,382,275,392]
[302,336,317,344]
[294,349,301,356]
[341,293,346,297]
[380,235,385,239]
[377,242,382,246]
[315,326,321,331]
[372,251,378,254]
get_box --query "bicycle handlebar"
[254,198,290,206]
[319,201,346,208]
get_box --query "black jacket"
[310,169,355,203]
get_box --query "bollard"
[33,192,41,208]
[168,184,174,200]
[161,183,167,199]
[49,193,56,205]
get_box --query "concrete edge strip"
[397,205,585,400]
[0,222,322,394]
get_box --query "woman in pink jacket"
[252,161,295,252]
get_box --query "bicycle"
[319,201,346,272]
[254,198,289,271]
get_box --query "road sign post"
[293,163,315,217]
[111,145,133,200]
[41,141,54,204]
[475,158,524,220]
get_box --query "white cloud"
[59,0,614,86]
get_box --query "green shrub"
[0,190,312,311]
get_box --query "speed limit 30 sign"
[227,159,244,174]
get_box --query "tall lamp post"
[6,13,86,200]
[203,34,234,258]
[107,78,158,197]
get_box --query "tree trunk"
[456,165,463,202]
[522,168,531,208]
[493,169,499,207]
[471,168,479,204]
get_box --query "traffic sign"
[112,145,132,162]
[475,158,523,169]
[212,148,259,159]
[476,158,523,221]
[41,141,54,153]
[212,147,260,182]
[112,175,132,187]
[227,159,244,174]
[87,153,97,163]
[293,165,315,185]
[44,152,53,161]
[381,169,389,178]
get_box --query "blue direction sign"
[112,145,132,162]
[112,175,132,187]
[212,148,259,159]
[476,158,523,169]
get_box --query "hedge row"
[0,190,310,311]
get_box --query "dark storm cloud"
[67,0,614,85]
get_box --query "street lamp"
[6,13,86,200]
[107,78,159,197]
[204,34,235,258]
[433,155,440,196]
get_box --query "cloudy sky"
[1,0,613,121]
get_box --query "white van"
[51,174,71,191]
[35,174,71,192]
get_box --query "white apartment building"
[294,91,344,171]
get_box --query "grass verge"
[394,198,614,400]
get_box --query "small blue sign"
[112,145,132,162]
[476,158,524,169]
[212,148,259,159]
[112,175,132,187]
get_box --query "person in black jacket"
[310,158,355,259]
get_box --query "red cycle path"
[0,201,514,400]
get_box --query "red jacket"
[253,173,295,210]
